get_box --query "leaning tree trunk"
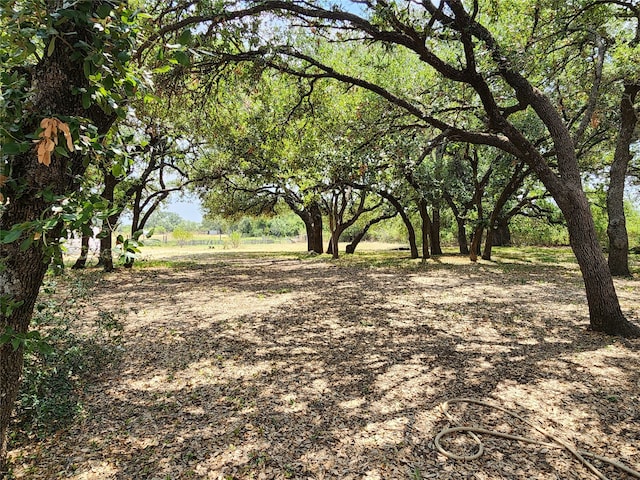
[482,163,527,260]
[607,84,639,277]
[560,189,639,336]
[346,231,366,254]
[0,3,119,471]
[405,220,420,259]
[504,83,640,336]
[438,0,639,336]
[378,190,419,258]
[346,210,397,254]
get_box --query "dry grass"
[7,246,640,479]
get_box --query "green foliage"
[0,327,51,355]
[625,201,640,248]
[267,215,302,237]
[368,215,413,243]
[510,216,569,246]
[13,275,123,440]
[172,224,194,246]
[145,210,188,232]
[228,231,242,248]
[203,213,303,238]
[114,230,143,264]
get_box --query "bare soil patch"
[8,249,640,479]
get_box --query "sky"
[165,197,204,223]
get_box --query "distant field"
[137,240,407,259]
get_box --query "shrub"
[172,225,194,246]
[11,273,124,441]
[229,231,242,248]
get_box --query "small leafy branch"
[0,326,52,355]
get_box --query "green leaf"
[103,75,114,90]
[35,339,53,355]
[83,60,91,79]
[178,29,192,45]
[153,65,172,74]
[47,37,56,57]
[20,235,34,252]
[97,3,112,18]
[0,228,22,244]
[173,50,190,67]
[1,142,22,155]
[111,163,125,177]
[54,145,69,157]
[24,41,37,55]
[82,92,91,109]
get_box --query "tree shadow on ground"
[8,255,640,479]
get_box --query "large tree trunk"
[308,202,324,254]
[429,204,443,255]
[452,2,640,335]
[303,221,321,253]
[289,200,323,254]
[491,221,511,246]
[0,2,119,471]
[0,233,50,475]
[455,219,470,254]
[561,190,639,336]
[607,84,639,276]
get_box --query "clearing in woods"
[7,245,640,479]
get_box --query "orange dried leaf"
[0,174,7,188]
[37,139,52,166]
[35,117,74,165]
[57,121,74,151]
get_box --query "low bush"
[11,272,124,441]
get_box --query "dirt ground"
[7,247,640,479]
